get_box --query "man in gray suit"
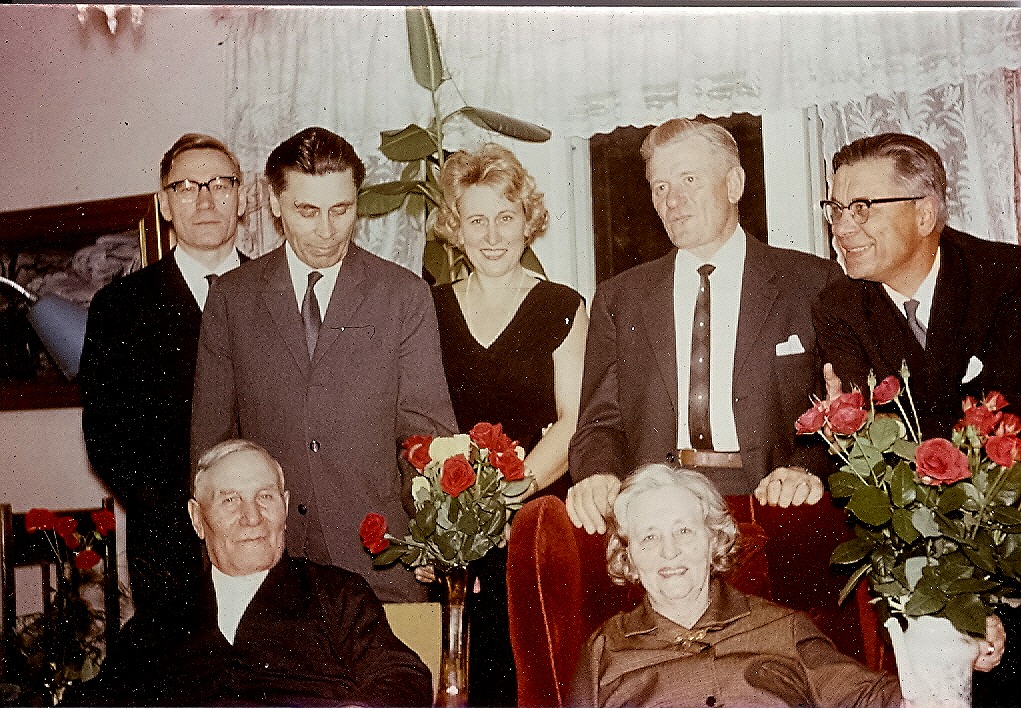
[191,127,456,601]
[568,118,841,534]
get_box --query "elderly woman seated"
[569,463,903,708]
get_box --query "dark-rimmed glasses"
[163,176,240,203]
[819,196,924,226]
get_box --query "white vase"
[884,615,978,708]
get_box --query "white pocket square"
[962,355,984,384]
[775,334,805,357]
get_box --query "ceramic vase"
[885,615,977,708]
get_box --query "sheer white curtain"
[223,7,1021,261]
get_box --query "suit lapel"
[640,253,679,415]
[314,244,369,365]
[925,238,969,394]
[261,248,312,377]
[157,250,202,320]
[733,236,779,382]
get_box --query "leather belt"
[676,449,743,469]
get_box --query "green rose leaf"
[903,581,947,616]
[891,438,919,461]
[372,544,407,568]
[904,556,928,590]
[848,485,892,526]
[829,471,866,499]
[911,507,941,538]
[991,506,1021,526]
[947,577,999,594]
[937,485,971,515]
[830,537,873,565]
[942,593,989,637]
[890,462,917,507]
[891,509,921,544]
[869,417,902,452]
[961,543,998,573]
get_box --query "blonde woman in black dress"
[429,143,588,706]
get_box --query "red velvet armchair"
[506,493,887,708]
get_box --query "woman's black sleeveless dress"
[432,279,583,707]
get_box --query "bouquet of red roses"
[359,422,533,570]
[796,365,1021,636]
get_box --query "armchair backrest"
[506,493,884,708]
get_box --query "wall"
[0,5,229,211]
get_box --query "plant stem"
[903,385,923,442]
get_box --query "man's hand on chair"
[566,474,621,535]
[754,467,824,507]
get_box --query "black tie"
[301,271,324,358]
[689,264,715,450]
[204,273,218,294]
[904,298,926,349]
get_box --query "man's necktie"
[689,264,715,450]
[204,273,218,296]
[904,298,927,349]
[301,271,324,358]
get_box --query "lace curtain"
[222,7,1021,261]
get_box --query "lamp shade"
[25,294,89,380]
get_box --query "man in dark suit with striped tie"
[79,133,248,614]
[813,132,1021,707]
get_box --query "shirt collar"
[675,225,746,274]
[174,246,241,309]
[284,240,343,309]
[882,247,940,324]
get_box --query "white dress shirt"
[175,246,242,311]
[674,227,745,452]
[211,565,270,645]
[284,241,342,314]
[882,248,941,330]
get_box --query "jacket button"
[309,440,320,452]
[706,697,716,707]
[297,504,308,515]
[666,451,677,463]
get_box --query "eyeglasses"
[819,196,924,226]
[163,176,240,203]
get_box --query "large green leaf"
[381,124,437,161]
[848,485,892,526]
[406,7,444,91]
[869,417,902,452]
[891,438,918,461]
[830,537,873,565]
[890,462,917,507]
[372,544,407,568]
[358,183,414,217]
[992,506,1021,526]
[911,506,941,537]
[937,485,971,515]
[458,106,552,143]
[942,593,989,637]
[891,508,921,544]
[829,471,866,499]
[904,580,947,616]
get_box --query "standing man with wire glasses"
[79,133,249,615]
[814,132,1021,437]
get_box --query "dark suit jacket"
[72,555,432,707]
[570,235,842,494]
[813,227,1021,438]
[190,244,457,602]
[79,250,209,611]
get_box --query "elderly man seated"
[71,439,432,707]
[569,464,1003,708]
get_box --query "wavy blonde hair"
[431,143,548,248]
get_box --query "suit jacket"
[569,582,900,708]
[79,249,211,611]
[813,228,1021,438]
[570,235,842,494]
[73,554,432,707]
[190,244,457,602]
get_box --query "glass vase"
[434,565,470,708]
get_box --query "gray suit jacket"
[191,244,456,601]
[570,235,842,494]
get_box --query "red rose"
[440,455,477,497]
[91,509,116,536]
[829,406,868,435]
[73,549,101,570]
[25,508,57,533]
[359,513,390,554]
[830,389,866,413]
[795,404,826,435]
[984,392,1009,412]
[963,406,1002,437]
[55,516,78,542]
[469,422,515,453]
[63,534,81,550]
[872,376,901,405]
[997,413,1021,437]
[962,395,979,412]
[401,435,433,471]
[915,438,971,485]
[491,449,526,481]
[986,435,1021,468]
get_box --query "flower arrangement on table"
[11,507,117,705]
[795,364,1021,638]
[359,422,533,569]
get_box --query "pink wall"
[0,4,229,211]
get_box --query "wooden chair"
[506,493,887,708]
[0,498,120,683]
